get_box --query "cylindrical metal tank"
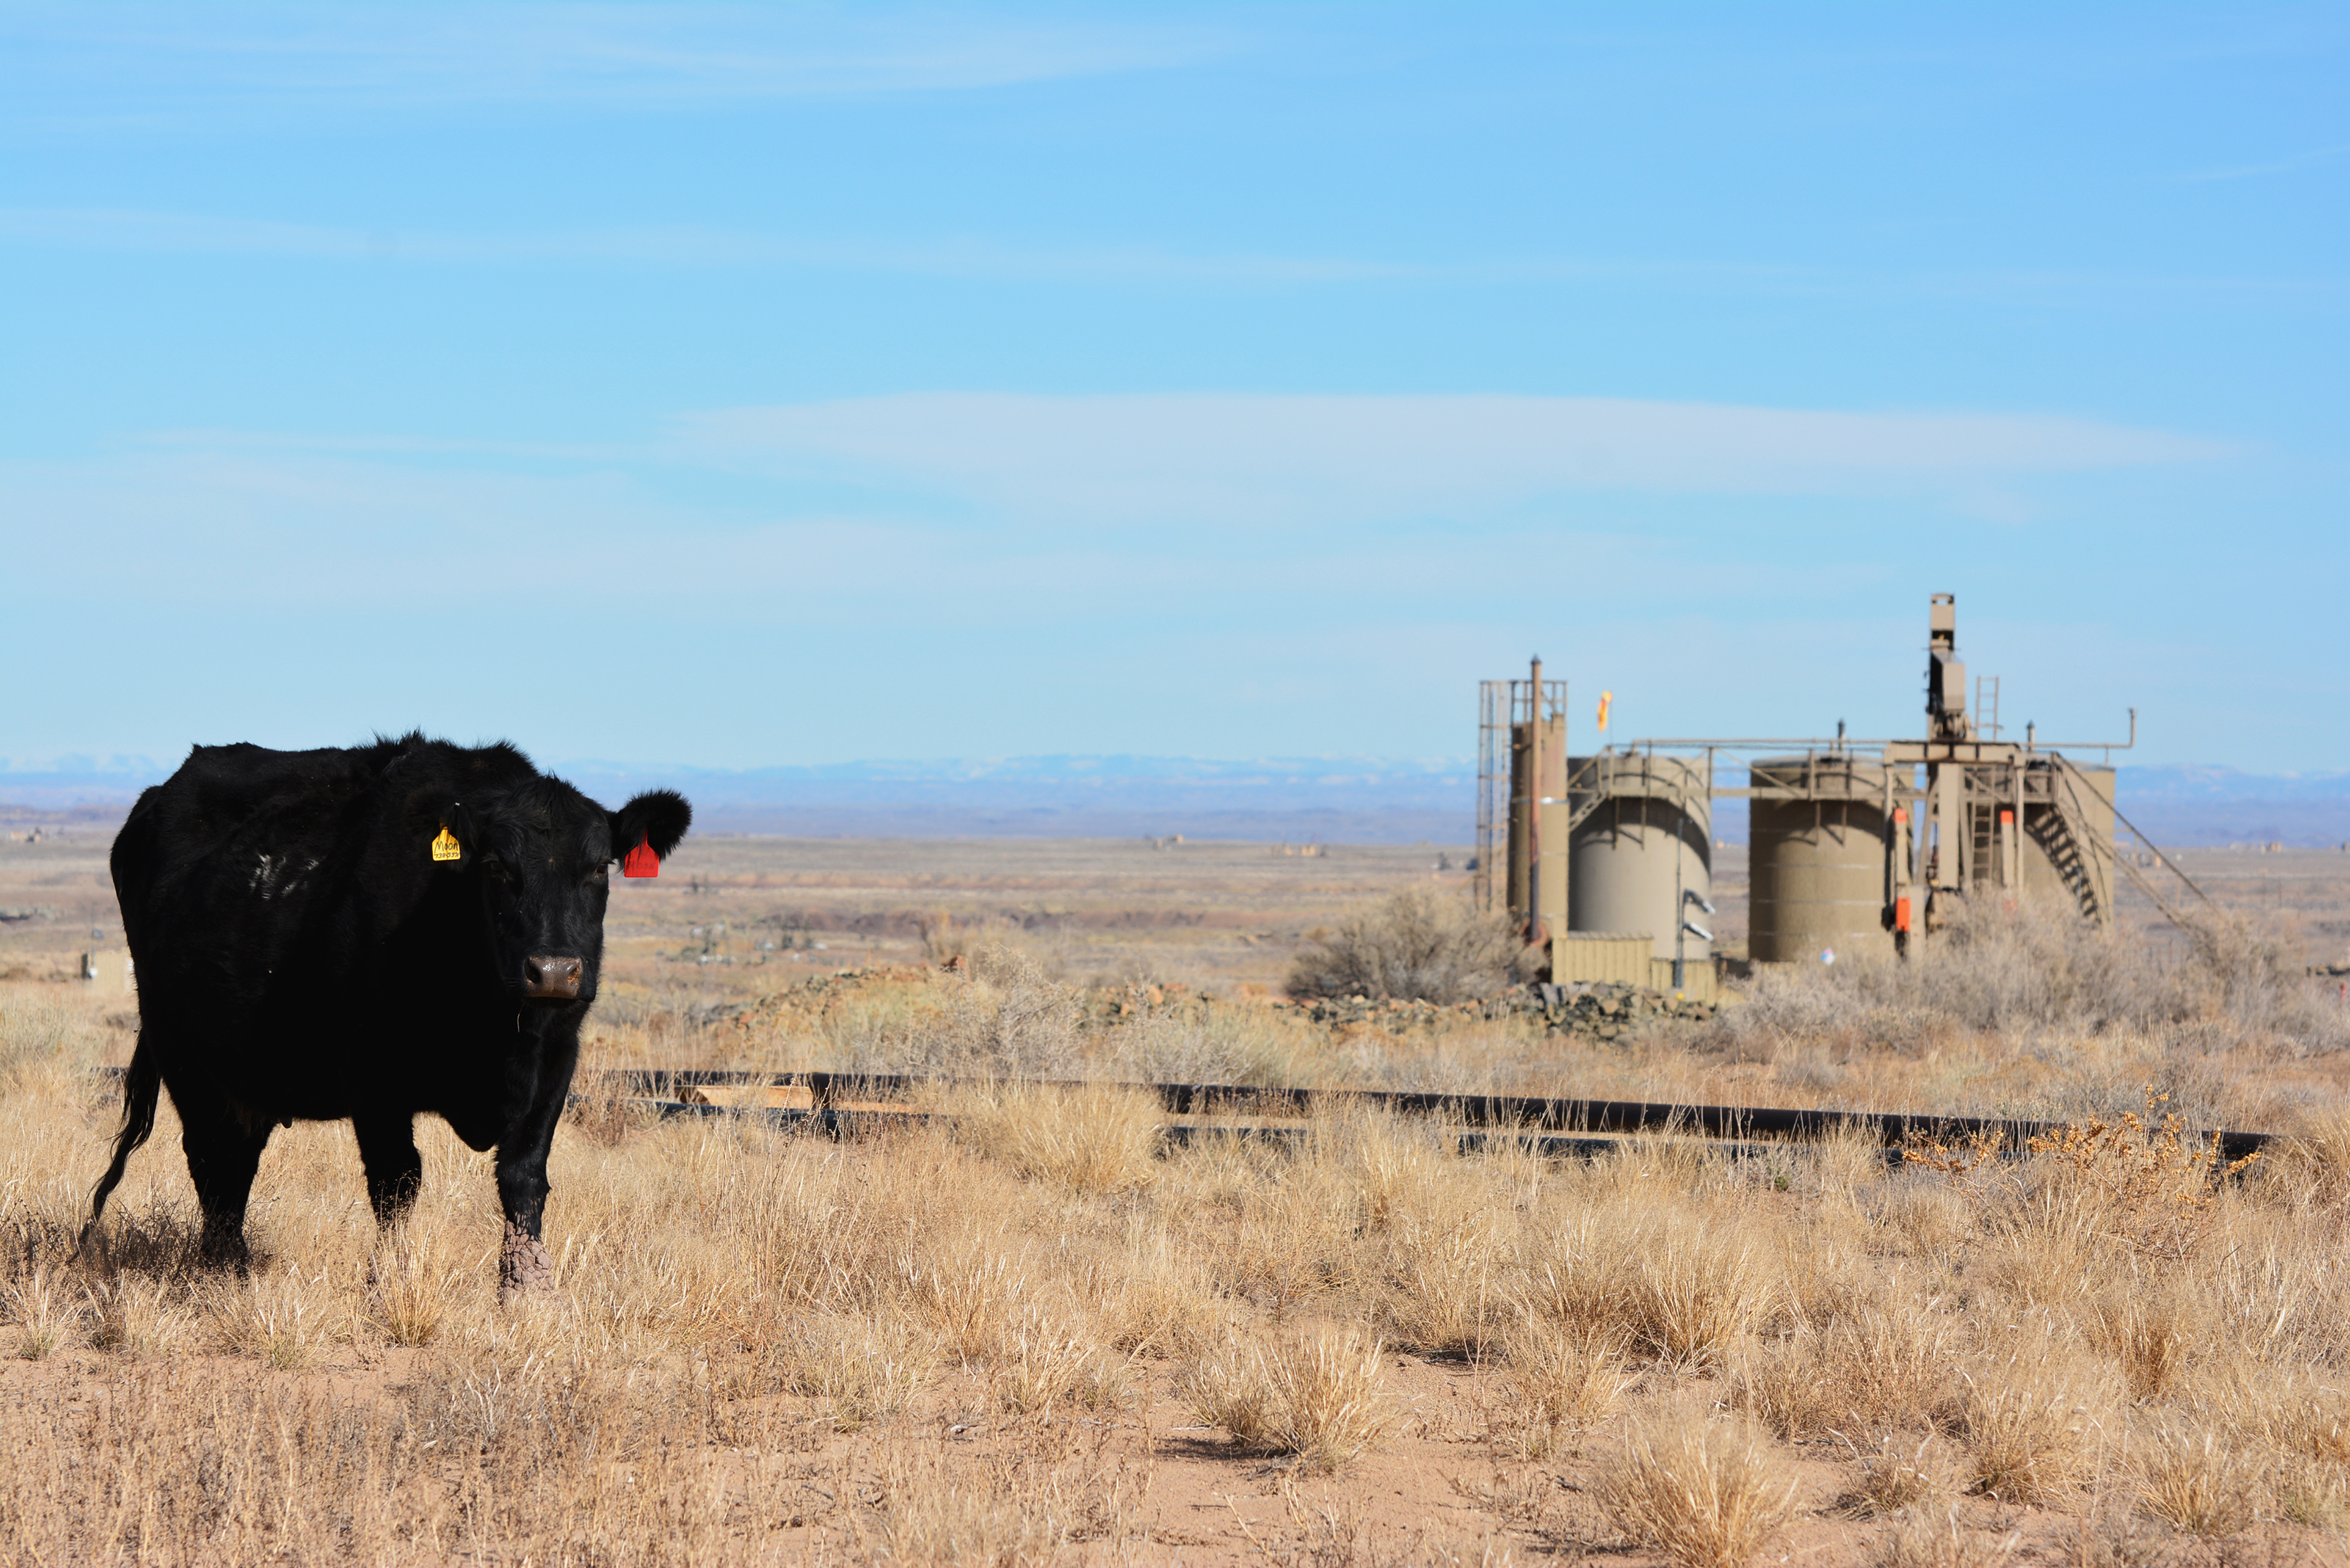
[1748,754,1895,962]
[1505,715,1567,931]
[2021,760,2116,921]
[1566,753,1712,963]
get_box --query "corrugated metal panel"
[1552,931,1653,987]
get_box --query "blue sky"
[2,3,2344,773]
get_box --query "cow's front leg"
[493,1088,565,1304]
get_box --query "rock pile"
[1290,981,1715,1042]
[706,964,1720,1055]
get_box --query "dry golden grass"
[1877,1504,2021,1567]
[947,1077,1163,1195]
[1593,1405,1799,1567]
[4,886,2350,1564]
[1177,1325,1405,1471]
[1488,1315,1629,1458]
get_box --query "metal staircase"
[2047,757,2215,933]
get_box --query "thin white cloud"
[0,397,2229,618]
[2173,142,2350,183]
[0,207,1400,283]
[7,209,2339,306]
[1,4,1220,126]
[676,393,2232,522]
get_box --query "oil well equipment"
[1473,594,2210,995]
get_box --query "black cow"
[82,735,690,1299]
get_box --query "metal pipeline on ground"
[592,1068,2272,1163]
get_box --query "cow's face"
[430,783,691,1005]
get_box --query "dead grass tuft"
[209,1268,340,1372]
[775,1308,936,1431]
[4,1267,75,1360]
[1593,1406,1799,1568]
[1179,1326,1406,1472]
[1842,1431,1955,1517]
[1490,1316,1629,1458]
[1875,1505,2019,1568]
[953,1079,1162,1195]
[365,1218,460,1347]
[1957,1339,2119,1505]
[2131,1421,2258,1536]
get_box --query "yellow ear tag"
[431,826,462,863]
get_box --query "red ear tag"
[621,837,659,878]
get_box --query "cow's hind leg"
[353,1111,424,1229]
[181,1103,271,1272]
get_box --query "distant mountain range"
[4,754,2344,847]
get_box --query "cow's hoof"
[497,1220,556,1304]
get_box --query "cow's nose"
[523,955,582,1000]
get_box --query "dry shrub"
[1285,886,1521,1003]
[1732,1330,1826,1438]
[2203,1368,2350,1529]
[561,1089,648,1148]
[1743,1272,1959,1443]
[775,1309,936,1431]
[0,988,104,1081]
[935,950,1084,1076]
[1385,1213,1505,1359]
[1704,894,2349,1066]
[1873,1181,1976,1268]
[2025,1091,2259,1261]
[955,1079,1161,1195]
[1373,1133,1514,1356]
[1321,1105,1455,1232]
[1491,1316,1628,1459]
[2131,1422,2258,1536]
[1813,1301,1965,1435]
[1593,1407,1799,1568]
[2259,1102,2350,1214]
[1224,1160,1358,1311]
[1179,1326,1405,1472]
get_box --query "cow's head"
[418,779,691,1005]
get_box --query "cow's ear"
[429,800,479,871]
[405,788,478,871]
[611,790,691,866]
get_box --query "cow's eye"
[481,856,515,884]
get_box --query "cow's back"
[117,744,404,1060]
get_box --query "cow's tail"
[78,1036,163,1258]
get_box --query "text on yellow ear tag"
[431,826,462,863]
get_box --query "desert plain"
[4,825,2350,1565]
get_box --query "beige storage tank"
[1749,755,1895,962]
[1566,753,1712,963]
[2021,759,2115,921]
